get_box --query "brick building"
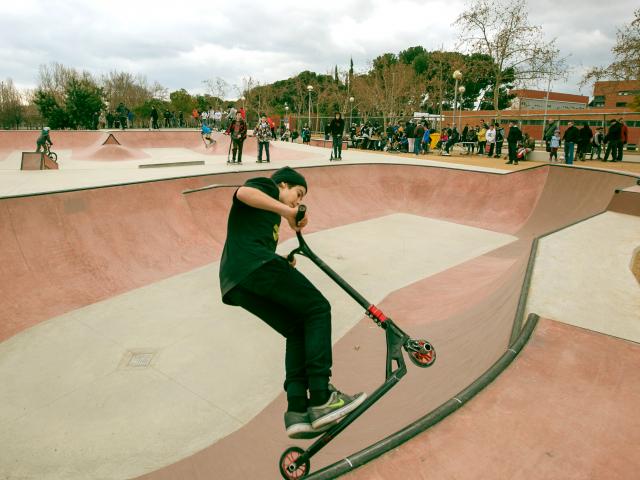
[592,80,640,108]
[509,89,589,111]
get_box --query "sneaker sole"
[286,421,333,439]
[310,393,367,429]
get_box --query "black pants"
[332,135,342,158]
[495,141,503,157]
[508,141,518,162]
[603,140,622,161]
[232,138,245,161]
[225,258,332,398]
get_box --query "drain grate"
[128,352,155,368]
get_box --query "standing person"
[494,124,505,158]
[618,118,628,161]
[302,125,311,145]
[266,116,276,141]
[225,111,247,163]
[219,167,367,438]
[328,112,345,160]
[562,121,579,164]
[506,120,523,165]
[485,124,496,157]
[477,123,487,156]
[116,102,127,130]
[35,127,53,153]
[128,109,135,129]
[254,113,273,163]
[577,123,593,161]
[163,109,171,128]
[405,120,416,154]
[150,106,159,130]
[591,127,604,160]
[414,122,425,155]
[549,129,561,162]
[603,119,622,162]
[422,123,431,154]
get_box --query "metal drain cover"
[128,352,154,368]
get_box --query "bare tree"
[581,9,640,85]
[0,78,25,128]
[351,62,419,126]
[455,0,566,114]
[202,76,230,109]
[37,63,85,103]
[101,71,156,109]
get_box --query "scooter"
[279,206,436,480]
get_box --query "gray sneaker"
[284,411,333,439]
[308,385,367,429]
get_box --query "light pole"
[458,85,466,131]
[285,103,289,130]
[307,85,313,133]
[452,70,462,130]
[349,96,354,128]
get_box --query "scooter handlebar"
[287,205,307,262]
[295,204,307,224]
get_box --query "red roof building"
[509,89,589,111]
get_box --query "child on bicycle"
[219,167,367,439]
[36,127,53,153]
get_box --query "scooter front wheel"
[407,339,436,368]
[279,446,310,479]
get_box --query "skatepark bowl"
[1,134,640,480]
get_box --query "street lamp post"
[452,70,462,130]
[349,96,354,128]
[307,85,313,133]
[458,85,466,131]
[285,103,289,130]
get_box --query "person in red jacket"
[225,112,247,163]
[618,118,628,161]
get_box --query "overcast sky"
[0,0,634,99]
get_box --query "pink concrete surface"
[0,130,107,161]
[344,319,640,480]
[0,130,329,163]
[1,162,638,479]
[608,185,640,217]
[0,164,547,341]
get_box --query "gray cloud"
[0,0,635,97]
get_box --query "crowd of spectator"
[543,118,628,164]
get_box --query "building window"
[616,102,628,107]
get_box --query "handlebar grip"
[296,205,307,224]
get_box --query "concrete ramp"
[1,164,638,480]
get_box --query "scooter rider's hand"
[285,206,307,232]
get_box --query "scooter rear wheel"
[408,340,436,368]
[279,446,310,479]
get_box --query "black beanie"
[271,166,308,192]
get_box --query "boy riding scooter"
[219,167,367,439]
